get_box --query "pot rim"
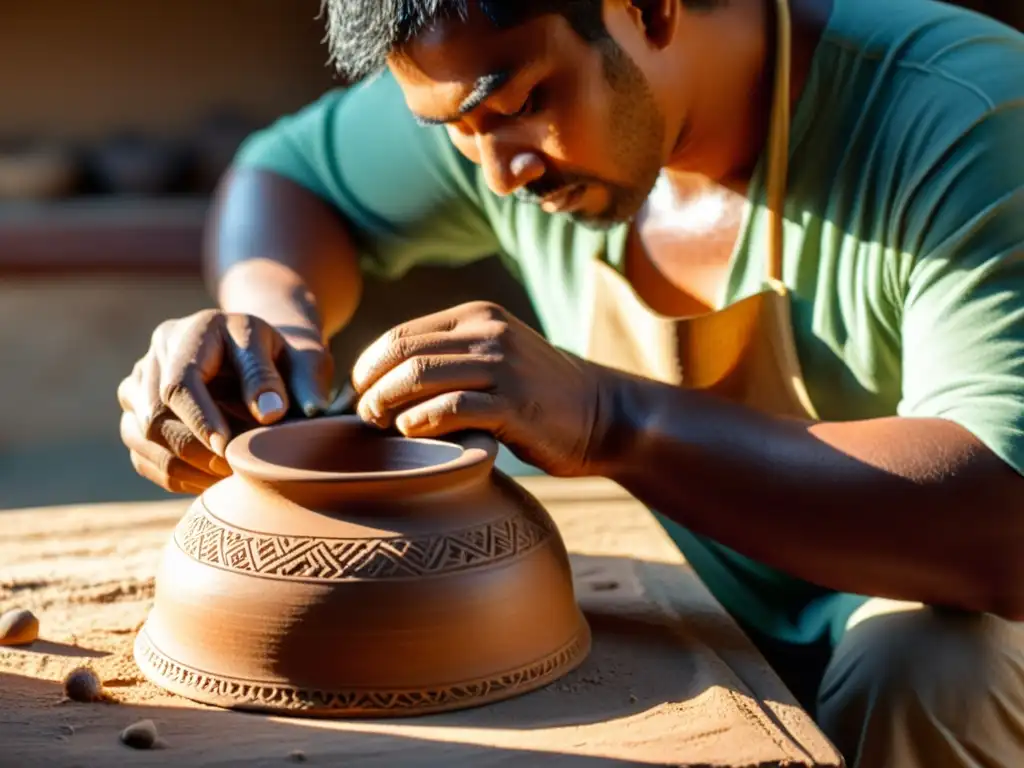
[225,414,499,485]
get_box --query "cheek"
[541,75,619,175]
[446,128,480,164]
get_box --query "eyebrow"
[412,69,514,126]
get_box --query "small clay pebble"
[63,667,105,703]
[120,719,158,750]
[288,749,307,762]
[0,608,39,646]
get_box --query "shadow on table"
[0,671,652,767]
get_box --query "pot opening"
[244,423,464,475]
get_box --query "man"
[116,0,1024,764]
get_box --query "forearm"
[599,374,1024,617]
[203,167,364,341]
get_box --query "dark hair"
[320,1,721,82]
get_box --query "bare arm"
[203,167,364,344]
[597,377,1024,619]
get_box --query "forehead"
[388,8,552,92]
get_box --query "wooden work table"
[0,477,843,767]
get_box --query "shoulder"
[816,0,1023,130]
[811,1,1023,253]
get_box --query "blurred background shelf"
[0,197,209,274]
[0,0,335,277]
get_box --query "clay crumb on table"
[0,608,39,646]
[63,667,107,703]
[120,719,159,749]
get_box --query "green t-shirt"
[234,0,1024,649]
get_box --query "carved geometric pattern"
[175,502,554,581]
[134,628,588,715]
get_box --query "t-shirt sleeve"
[231,73,502,280]
[896,103,1024,476]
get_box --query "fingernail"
[209,456,231,476]
[256,391,286,419]
[210,433,229,458]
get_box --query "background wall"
[0,0,335,141]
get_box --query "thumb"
[223,315,290,425]
[284,343,335,417]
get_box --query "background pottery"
[0,139,79,200]
[134,416,591,717]
[88,131,182,196]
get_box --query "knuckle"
[129,450,145,475]
[445,390,472,415]
[236,353,280,389]
[464,300,506,321]
[384,327,411,358]
[158,375,188,407]
[119,412,138,445]
[462,301,505,325]
[196,307,222,326]
[142,404,172,442]
[402,356,430,387]
[116,376,134,411]
[150,319,174,346]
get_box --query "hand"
[117,309,335,494]
[351,301,611,477]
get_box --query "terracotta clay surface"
[134,416,591,717]
[0,477,843,767]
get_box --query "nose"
[476,134,544,197]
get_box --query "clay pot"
[134,416,590,717]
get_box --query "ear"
[623,0,678,50]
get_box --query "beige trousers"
[817,598,1024,768]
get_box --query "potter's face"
[388,4,668,228]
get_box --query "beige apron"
[584,5,1024,765]
[585,0,817,422]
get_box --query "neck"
[663,0,830,189]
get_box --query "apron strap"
[766,0,792,284]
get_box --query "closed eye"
[509,88,544,119]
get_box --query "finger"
[283,345,334,417]
[393,390,504,438]
[352,329,497,394]
[149,414,232,476]
[222,315,289,425]
[158,360,233,457]
[116,361,140,414]
[152,314,233,456]
[357,355,496,427]
[129,450,212,496]
[122,412,229,481]
[119,353,166,435]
